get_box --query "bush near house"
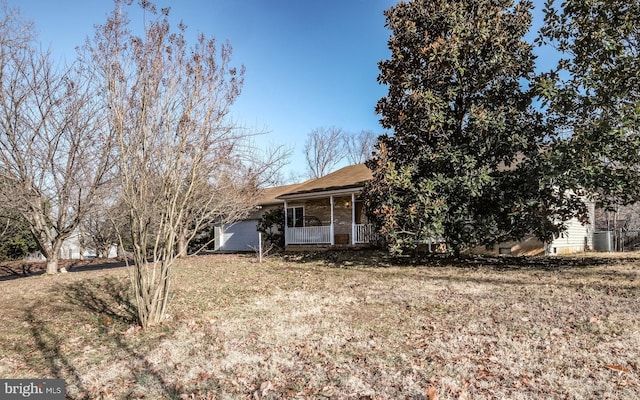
[257,208,285,251]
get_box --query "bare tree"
[0,2,113,274]
[86,0,286,327]
[344,130,378,165]
[304,126,347,178]
[176,142,289,257]
[82,198,126,258]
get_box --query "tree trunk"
[177,229,188,258]
[45,257,59,274]
[132,259,172,328]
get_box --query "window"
[354,200,364,224]
[287,206,304,227]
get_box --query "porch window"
[287,206,304,227]
[354,200,364,224]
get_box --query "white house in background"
[481,202,596,256]
[59,232,117,259]
[547,202,596,255]
[28,231,118,260]
[215,163,596,255]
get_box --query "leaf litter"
[0,252,638,399]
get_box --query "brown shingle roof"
[254,182,309,205]
[278,164,372,198]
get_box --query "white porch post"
[351,192,356,245]
[330,196,335,245]
[284,200,288,246]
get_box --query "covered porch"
[283,191,376,247]
[285,223,376,245]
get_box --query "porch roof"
[278,164,372,200]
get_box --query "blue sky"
[8,0,550,182]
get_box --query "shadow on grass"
[284,248,635,270]
[64,277,188,399]
[24,276,220,399]
[64,276,138,325]
[280,249,639,297]
[0,259,129,281]
[24,307,88,397]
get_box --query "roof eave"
[278,186,365,201]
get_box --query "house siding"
[214,221,260,252]
[548,200,595,255]
[476,218,592,257]
[548,217,590,255]
[476,200,595,256]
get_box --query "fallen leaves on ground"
[0,252,639,399]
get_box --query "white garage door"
[214,221,260,252]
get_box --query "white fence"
[286,226,332,244]
[286,224,376,245]
[353,224,375,244]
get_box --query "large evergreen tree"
[364,0,554,255]
[539,0,640,207]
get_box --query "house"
[28,231,118,261]
[212,182,307,252]
[478,207,595,256]
[213,165,376,251]
[465,194,596,256]
[216,163,596,255]
[546,204,595,255]
[277,164,376,249]
[275,163,597,254]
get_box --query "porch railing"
[286,224,377,245]
[353,224,376,244]
[286,226,332,244]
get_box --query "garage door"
[214,221,260,252]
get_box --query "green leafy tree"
[364,0,552,255]
[0,212,38,261]
[538,0,640,207]
[257,208,285,250]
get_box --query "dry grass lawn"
[0,252,639,399]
